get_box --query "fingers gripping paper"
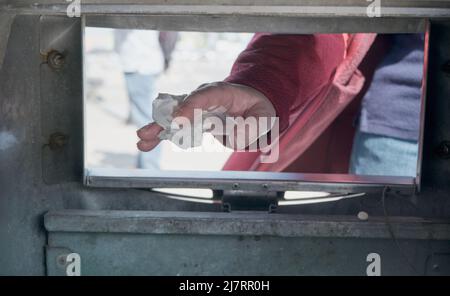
[152,93,227,149]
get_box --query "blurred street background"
[84,28,252,171]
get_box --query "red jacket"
[223,33,390,173]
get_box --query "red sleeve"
[225,33,346,131]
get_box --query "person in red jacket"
[136,33,423,176]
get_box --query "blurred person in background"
[115,29,178,169]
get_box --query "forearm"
[225,33,346,131]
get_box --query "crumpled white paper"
[152,93,227,149]
[152,92,186,141]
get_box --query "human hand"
[136,82,276,151]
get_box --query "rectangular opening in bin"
[82,15,429,199]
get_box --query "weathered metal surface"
[86,15,427,34]
[0,14,47,275]
[0,16,219,275]
[421,20,450,191]
[85,168,416,195]
[45,231,450,275]
[3,0,450,18]
[44,210,450,240]
[0,12,15,70]
[1,2,450,276]
[3,0,446,34]
[44,209,450,276]
[40,16,84,184]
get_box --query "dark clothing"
[358,34,424,141]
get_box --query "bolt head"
[47,50,65,69]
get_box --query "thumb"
[172,82,234,123]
